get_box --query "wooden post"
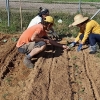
[19,0,22,31]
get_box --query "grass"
[0,10,100,36]
[0,12,76,36]
[0,10,37,33]
[43,0,100,3]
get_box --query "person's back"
[27,7,59,39]
[27,7,49,28]
[16,23,46,48]
[86,20,100,34]
[27,15,42,28]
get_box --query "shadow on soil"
[31,44,64,64]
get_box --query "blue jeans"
[79,33,100,46]
[89,33,100,46]
[79,34,89,45]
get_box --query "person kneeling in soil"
[68,14,100,54]
[16,16,67,68]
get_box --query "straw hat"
[71,14,89,26]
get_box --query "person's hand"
[43,39,50,44]
[69,42,76,48]
[62,45,69,50]
[77,44,83,52]
[52,32,59,38]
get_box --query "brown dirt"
[0,33,100,100]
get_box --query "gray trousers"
[18,41,46,54]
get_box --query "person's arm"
[81,22,93,44]
[68,32,82,48]
[47,38,67,49]
[74,32,82,43]
[31,32,44,42]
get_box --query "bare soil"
[0,33,100,100]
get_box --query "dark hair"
[41,18,53,26]
[38,7,49,17]
[39,7,43,13]
[80,18,90,25]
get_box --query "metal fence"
[0,0,100,31]
[3,0,100,13]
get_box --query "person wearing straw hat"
[16,16,68,68]
[68,14,100,54]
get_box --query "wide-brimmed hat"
[71,14,89,26]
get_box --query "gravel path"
[0,0,100,14]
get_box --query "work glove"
[77,44,83,52]
[47,30,59,38]
[69,42,76,48]
[52,32,59,38]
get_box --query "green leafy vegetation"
[0,10,100,37]
[0,10,37,33]
[2,93,11,100]
[72,55,78,60]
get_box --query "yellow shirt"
[75,20,100,44]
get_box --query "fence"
[0,0,100,33]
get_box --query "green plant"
[43,0,52,3]
[5,76,13,86]
[96,52,100,58]
[2,93,11,100]
[72,56,77,60]
[0,9,100,35]
[79,87,85,93]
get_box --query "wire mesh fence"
[0,0,100,33]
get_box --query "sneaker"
[89,45,97,54]
[23,57,34,68]
[89,51,96,54]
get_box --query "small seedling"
[79,98,83,100]
[96,52,100,58]
[11,37,18,42]
[73,64,79,69]
[2,93,10,100]
[5,77,13,86]
[72,56,77,60]
[79,87,85,94]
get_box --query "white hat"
[71,14,89,26]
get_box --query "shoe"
[23,57,34,68]
[89,51,96,54]
[89,44,97,54]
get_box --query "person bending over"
[27,7,59,39]
[69,14,100,54]
[16,16,68,68]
